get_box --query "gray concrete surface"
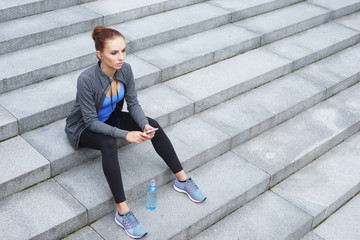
[116,3,231,52]
[336,11,360,31]
[138,83,194,127]
[313,193,360,240]
[0,136,50,199]
[135,24,260,81]
[235,2,330,44]
[193,191,312,240]
[272,132,360,227]
[198,73,326,148]
[22,119,102,176]
[0,105,18,141]
[308,0,360,19]
[295,43,360,98]
[209,0,302,21]
[0,31,95,94]
[301,232,325,240]
[233,99,360,186]
[91,151,269,239]
[64,226,103,240]
[82,0,205,26]
[165,47,292,113]
[0,179,87,240]
[265,22,360,70]
[0,5,102,54]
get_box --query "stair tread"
[336,11,360,32]
[0,136,50,199]
[272,131,360,227]
[208,0,302,21]
[134,23,260,81]
[115,3,231,52]
[0,105,17,141]
[311,193,360,240]
[0,5,101,42]
[91,151,269,239]
[0,179,87,240]
[232,82,360,186]
[295,42,360,98]
[192,191,312,240]
[235,2,330,44]
[265,21,360,69]
[81,0,206,26]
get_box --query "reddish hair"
[92,26,125,56]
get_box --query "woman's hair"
[92,26,125,54]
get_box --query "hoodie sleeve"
[123,64,149,130]
[77,74,129,139]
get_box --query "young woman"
[64,26,206,239]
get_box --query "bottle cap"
[150,179,156,187]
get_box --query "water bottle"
[147,179,157,210]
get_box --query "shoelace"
[185,178,199,194]
[122,211,140,229]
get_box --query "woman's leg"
[79,129,128,213]
[116,112,184,175]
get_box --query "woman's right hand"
[126,131,151,144]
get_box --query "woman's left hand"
[143,124,156,139]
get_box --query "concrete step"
[192,191,313,240]
[0,179,87,240]
[272,131,360,228]
[63,226,103,240]
[336,10,360,32]
[80,0,206,26]
[0,0,95,23]
[232,82,360,186]
[208,0,302,21]
[0,5,102,55]
[0,136,50,200]
[113,3,231,52]
[0,105,18,141]
[2,0,350,94]
[308,0,360,20]
[234,2,331,45]
[264,21,360,70]
[2,42,358,201]
[90,151,269,239]
[302,193,360,240]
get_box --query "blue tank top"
[98,81,125,122]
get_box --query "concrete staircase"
[0,0,360,239]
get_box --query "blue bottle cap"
[150,179,156,187]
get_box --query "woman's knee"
[100,136,117,152]
[148,117,160,128]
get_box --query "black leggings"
[79,111,183,203]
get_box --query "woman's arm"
[123,64,149,131]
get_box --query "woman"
[65,26,206,239]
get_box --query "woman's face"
[98,36,126,70]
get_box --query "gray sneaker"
[173,177,206,203]
[115,210,147,239]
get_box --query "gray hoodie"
[65,62,149,149]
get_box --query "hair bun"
[92,25,107,41]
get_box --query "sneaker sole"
[114,217,147,239]
[173,184,206,203]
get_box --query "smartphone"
[145,128,158,134]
